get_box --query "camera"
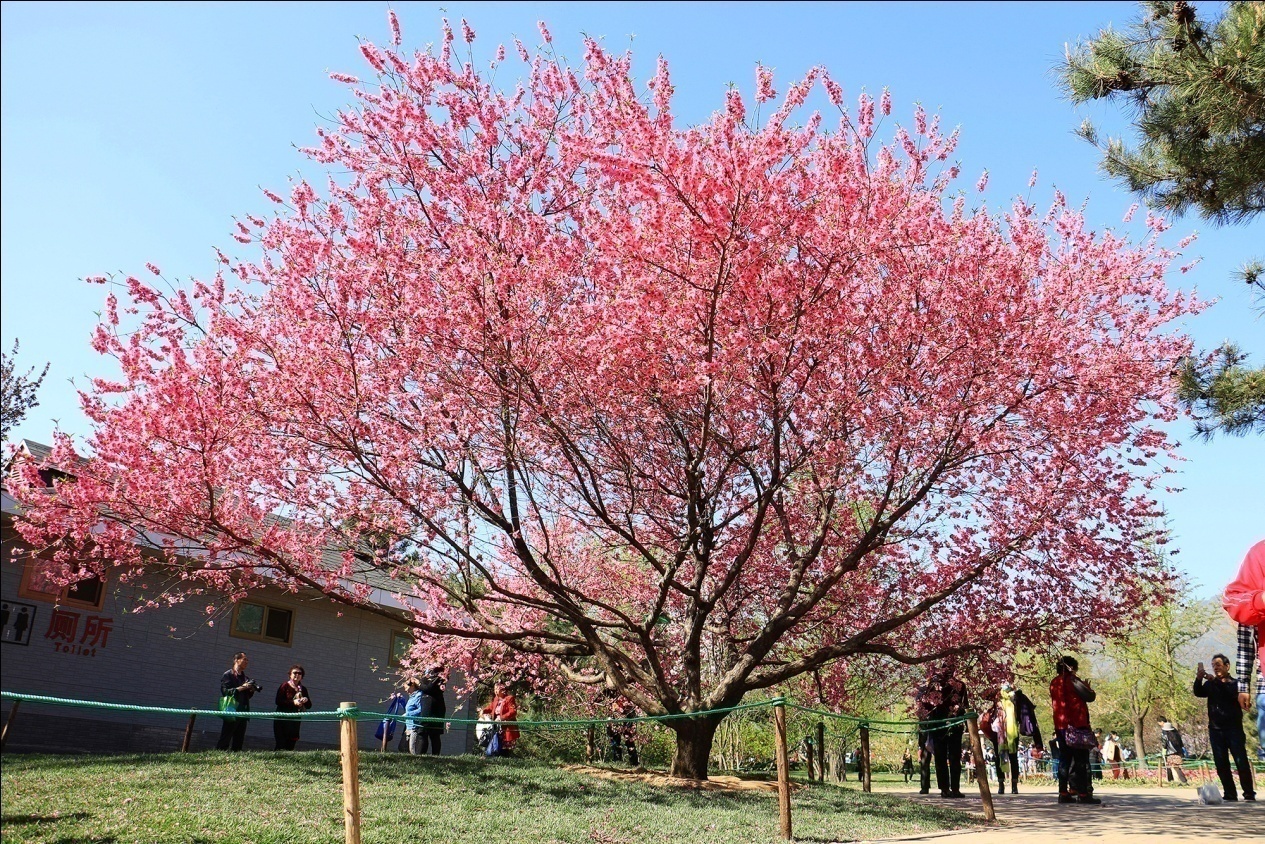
[246,679,263,693]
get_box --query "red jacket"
[483,693,520,746]
[1049,673,1090,730]
[1224,540,1265,672]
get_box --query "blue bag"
[486,728,502,757]
[375,693,405,741]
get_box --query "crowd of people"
[907,639,1259,805]
[215,654,523,757]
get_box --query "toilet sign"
[1,599,37,646]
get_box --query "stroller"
[476,713,498,755]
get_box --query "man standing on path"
[1224,539,1265,761]
[1194,655,1256,801]
[1049,656,1100,805]
[916,663,970,798]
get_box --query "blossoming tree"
[15,17,1197,778]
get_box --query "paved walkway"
[865,782,1264,843]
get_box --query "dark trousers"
[990,738,1018,791]
[273,720,300,751]
[930,727,963,795]
[1056,731,1092,796]
[418,728,442,755]
[918,731,932,792]
[217,717,248,751]
[1209,728,1255,799]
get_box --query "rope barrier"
[0,689,786,728]
[785,701,976,731]
[0,691,345,721]
[2,689,978,734]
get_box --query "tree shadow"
[2,812,93,825]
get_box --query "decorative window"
[16,550,106,610]
[230,601,294,646]
[389,630,412,667]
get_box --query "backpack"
[1014,690,1038,736]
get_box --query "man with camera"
[217,651,262,751]
[1194,655,1256,801]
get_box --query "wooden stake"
[181,714,196,752]
[966,716,996,822]
[859,725,872,793]
[340,702,363,844]
[1,700,18,751]
[816,722,825,784]
[773,701,792,840]
[587,724,595,763]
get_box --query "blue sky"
[2,2,1260,596]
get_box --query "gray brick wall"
[1,533,478,755]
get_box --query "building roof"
[3,439,416,613]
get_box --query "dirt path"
[866,782,1264,843]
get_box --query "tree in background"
[1,339,49,443]
[1086,583,1219,768]
[16,15,1196,779]
[1060,0,1265,438]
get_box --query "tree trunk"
[1132,716,1149,770]
[669,716,723,780]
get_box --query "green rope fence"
[786,701,977,733]
[0,689,787,730]
[1,689,978,738]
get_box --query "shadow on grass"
[1,813,93,826]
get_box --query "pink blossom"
[387,9,402,46]
[755,64,776,103]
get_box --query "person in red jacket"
[482,683,520,754]
[1049,656,1100,805]
[1223,539,1265,759]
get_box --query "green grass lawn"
[1,751,979,844]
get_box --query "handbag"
[218,693,239,720]
[1063,726,1097,750]
[485,728,502,757]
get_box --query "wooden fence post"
[773,701,792,840]
[816,723,825,786]
[859,724,872,793]
[339,702,363,844]
[1,700,19,751]
[806,735,816,783]
[181,714,197,752]
[587,725,596,763]
[966,716,996,822]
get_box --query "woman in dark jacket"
[273,664,313,750]
[416,666,447,755]
[217,652,260,751]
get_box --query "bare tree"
[1,339,49,442]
